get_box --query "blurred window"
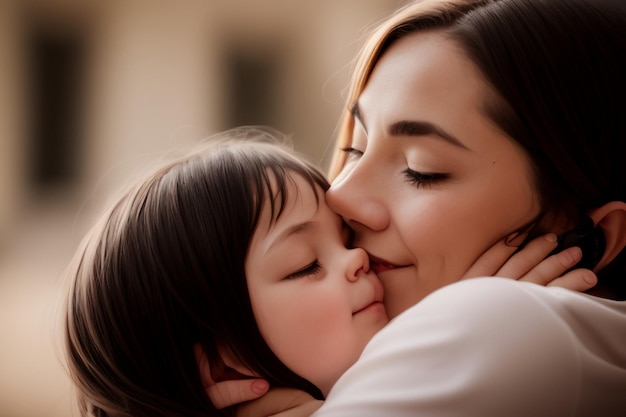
[224,45,282,129]
[26,20,86,193]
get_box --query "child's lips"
[353,301,385,316]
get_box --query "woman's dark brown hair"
[65,128,327,416]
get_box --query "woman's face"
[246,174,388,395]
[327,30,540,319]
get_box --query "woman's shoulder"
[321,279,626,416]
[315,278,626,417]
[386,277,626,345]
[361,278,626,392]
[366,278,626,394]
[405,277,626,323]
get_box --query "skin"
[246,174,388,396]
[326,30,541,319]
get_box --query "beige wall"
[0,0,25,246]
[0,1,400,416]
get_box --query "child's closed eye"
[284,260,322,280]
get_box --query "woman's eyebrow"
[389,120,470,150]
[351,102,469,150]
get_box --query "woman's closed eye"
[285,260,322,280]
[340,147,363,164]
[403,168,449,189]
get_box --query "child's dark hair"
[64,127,327,416]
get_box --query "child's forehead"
[254,173,330,245]
[268,170,325,202]
[260,169,327,222]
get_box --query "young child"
[64,127,388,417]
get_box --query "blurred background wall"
[0,0,401,415]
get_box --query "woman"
[215,0,626,415]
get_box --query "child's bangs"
[246,147,329,226]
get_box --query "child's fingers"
[543,268,598,292]
[495,234,558,279]
[462,233,598,292]
[517,246,581,285]
[461,239,518,279]
[234,388,319,417]
[517,246,596,289]
[206,379,269,410]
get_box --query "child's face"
[246,173,388,396]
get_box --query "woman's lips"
[369,254,405,274]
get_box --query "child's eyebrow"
[266,221,313,254]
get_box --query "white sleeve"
[313,278,581,417]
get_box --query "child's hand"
[193,344,269,409]
[206,378,270,410]
[234,388,322,417]
[462,233,597,291]
[194,344,321,416]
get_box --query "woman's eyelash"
[285,260,322,280]
[340,147,363,158]
[403,168,449,188]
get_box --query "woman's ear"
[588,201,626,271]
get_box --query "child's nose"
[345,247,370,282]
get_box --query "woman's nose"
[344,247,370,282]
[327,173,390,232]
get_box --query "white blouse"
[314,277,626,417]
